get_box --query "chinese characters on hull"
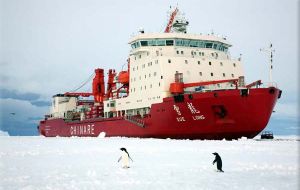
[173,102,205,123]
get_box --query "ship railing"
[246,82,278,89]
[265,82,278,88]
[124,115,145,128]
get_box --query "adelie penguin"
[212,152,224,172]
[118,148,133,169]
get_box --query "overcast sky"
[0,0,299,135]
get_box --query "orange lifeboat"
[118,71,129,84]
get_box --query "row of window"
[199,72,235,78]
[120,96,161,106]
[130,72,158,82]
[131,39,229,52]
[132,60,158,71]
[134,49,224,61]
[130,82,161,92]
[167,59,237,67]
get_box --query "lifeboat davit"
[118,71,129,84]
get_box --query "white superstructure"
[104,32,244,118]
[49,94,78,119]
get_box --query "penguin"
[118,148,133,169]
[212,152,224,172]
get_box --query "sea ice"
[0,136,298,190]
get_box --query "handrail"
[124,115,145,128]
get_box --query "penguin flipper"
[129,156,133,162]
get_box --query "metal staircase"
[124,115,145,128]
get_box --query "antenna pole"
[260,43,275,83]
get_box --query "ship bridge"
[129,33,231,53]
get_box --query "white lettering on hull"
[173,105,182,116]
[70,124,95,136]
[192,115,205,120]
[173,102,206,123]
[187,102,200,114]
[176,117,186,122]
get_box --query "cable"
[70,72,95,92]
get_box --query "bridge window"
[213,44,218,49]
[141,41,148,46]
[157,40,165,46]
[205,43,213,48]
[166,40,174,46]
[183,40,190,46]
[175,39,184,46]
[190,40,198,47]
[148,40,156,46]
[133,39,229,52]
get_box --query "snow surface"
[0,136,299,190]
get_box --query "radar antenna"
[260,43,275,83]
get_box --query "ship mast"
[260,43,275,84]
[164,7,178,32]
[164,6,188,33]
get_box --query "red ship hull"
[39,87,281,140]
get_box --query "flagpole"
[260,43,275,84]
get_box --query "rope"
[70,72,95,92]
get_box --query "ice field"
[0,135,299,190]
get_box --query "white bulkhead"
[49,94,78,119]
[105,33,244,117]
